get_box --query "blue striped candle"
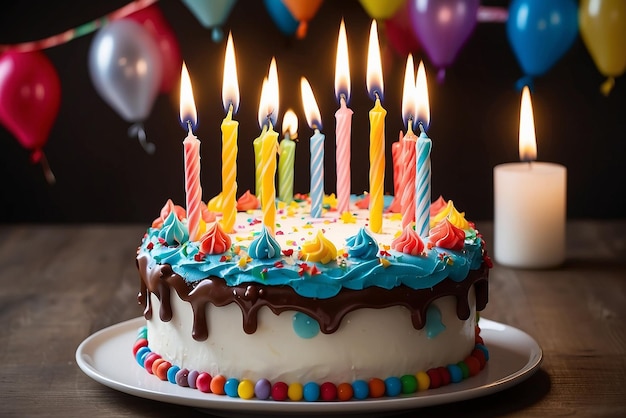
[415,126,432,237]
[309,129,325,218]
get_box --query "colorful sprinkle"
[224,378,239,397]
[210,374,226,395]
[254,378,271,400]
[320,382,337,401]
[238,379,255,399]
[196,372,212,393]
[272,382,288,401]
[303,382,320,402]
[287,382,303,401]
[384,376,402,396]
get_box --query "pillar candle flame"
[519,86,537,162]
[179,62,197,130]
[222,32,240,114]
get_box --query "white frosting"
[146,287,477,384]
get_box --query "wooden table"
[1,221,625,417]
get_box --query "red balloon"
[0,50,61,163]
[128,4,182,94]
[384,1,421,57]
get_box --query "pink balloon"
[0,50,61,163]
[408,0,479,80]
[385,1,421,57]
[128,4,182,94]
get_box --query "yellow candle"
[220,32,239,233]
[366,20,386,233]
[257,58,280,234]
[261,123,278,233]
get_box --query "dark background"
[1,0,624,223]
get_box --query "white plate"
[76,317,542,417]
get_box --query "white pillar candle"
[494,162,566,268]
[494,86,567,268]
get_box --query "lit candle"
[494,86,567,268]
[179,62,203,241]
[366,20,386,233]
[279,109,298,203]
[334,19,353,215]
[400,54,417,229]
[258,58,280,234]
[415,60,432,238]
[301,77,325,219]
[220,32,239,233]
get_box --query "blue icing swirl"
[248,225,281,259]
[345,227,379,259]
[158,211,188,246]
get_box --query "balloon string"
[39,152,56,185]
[128,123,156,154]
[600,77,615,97]
[0,0,158,53]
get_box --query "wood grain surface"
[1,221,625,417]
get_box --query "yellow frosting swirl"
[301,230,337,264]
[429,200,470,230]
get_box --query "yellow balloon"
[359,0,405,20]
[579,0,626,94]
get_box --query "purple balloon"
[409,0,479,79]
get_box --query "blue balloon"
[264,0,299,36]
[506,0,578,82]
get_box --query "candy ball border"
[131,325,489,402]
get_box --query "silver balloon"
[88,19,163,123]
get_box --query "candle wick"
[418,122,425,135]
[186,120,193,134]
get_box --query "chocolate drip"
[137,254,489,342]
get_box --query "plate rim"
[76,317,543,414]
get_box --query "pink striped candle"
[180,62,203,241]
[400,54,417,229]
[334,19,353,214]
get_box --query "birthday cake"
[133,194,491,401]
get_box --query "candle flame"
[402,54,416,130]
[415,60,430,130]
[519,85,537,162]
[335,19,351,103]
[366,20,383,101]
[222,32,240,114]
[179,62,197,131]
[282,109,298,138]
[258,58,279,128]
[301,77,322,130]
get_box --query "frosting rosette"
[199,222,232,255]
[391,225,424,255]
[158,211,188,245]
[430,200,470,230]
[429,218,465,251]
[237,190,260,211]
[248,225,281,259]
[152,199,186,229]
[301,230,337,264]
[345,227,379,259]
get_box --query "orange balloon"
[281,0,324,38]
